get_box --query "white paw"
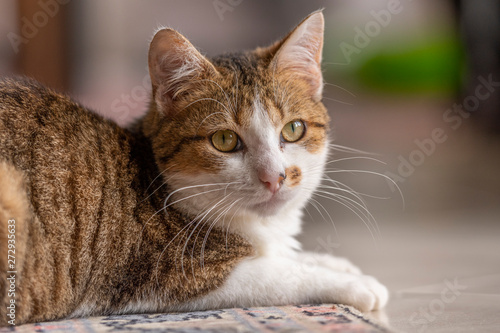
[337,274,389,312]
[361,275,389,310]
[313,253,362,275]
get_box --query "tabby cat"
[0,11,388,325]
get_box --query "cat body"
[0,12,387,325]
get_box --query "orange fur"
[285,166,302,188]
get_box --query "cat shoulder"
[0,76,109,128]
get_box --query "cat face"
[144,12,329,219]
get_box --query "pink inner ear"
[148,29,216,111]
[273,12,324,100]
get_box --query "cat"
[0,11,388,326]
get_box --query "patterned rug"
[3,304,392,332]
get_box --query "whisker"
[195,79,236,114]
[319,181,390,201]
[324,82,357,98]
[321,175,371,206]
[144,164,176,195]
[231,69,239,113]
[137,184,232,254]
[180,97,233,115]
[225,200,246,251]
[324,169,405,208]
[309,197,339,238]
[162,182,240,211]
[140,167,182,204]
[323,61,351,66]
[315,189,380,238]
[191,196,234,270]
[322,96,353,106]
[196,112,227,133]
[318,182,369,208]
[181,194,230,281]
[313,191,379,246]
[154,218,197,286]
[200,197,242,270]
[323,156,387,166]
[328,144,378,156]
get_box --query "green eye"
[282,120,305,142]
[211,130,239,152]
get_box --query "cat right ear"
[148,28,218,114]
[269,11,325,102]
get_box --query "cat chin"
[248,198,287,217]
[247,190,303,218]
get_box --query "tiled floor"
[300,96,500,332]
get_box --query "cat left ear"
[271,11,325,102]
[148,28,218,114]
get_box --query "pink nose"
[259,171,286,194]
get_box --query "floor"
[299,95,500,332]
[301,212,500,332]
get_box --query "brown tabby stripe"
[159,135,206,165]
[308,121,326,128]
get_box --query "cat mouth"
[249,193,289,215]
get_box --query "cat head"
[143,11,329,222]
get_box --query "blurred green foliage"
[357,38,464,96]
[325,34,465,97]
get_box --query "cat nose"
[259,171,286,194]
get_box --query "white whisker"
[200,197,242,270]
[181,194,230,281]
[324,169,405,208]
[180,97,233,115]
[324,82,357,98]
[196,79,236,114]
[322,96,353,106]
[144,164,176,195]
[196,112,227,133]
[328,144,378,155]
[224,200,246,251]
[309,197,338,237]
[324,156,386,166]
[315,189,380,238]
[313,191,379,247]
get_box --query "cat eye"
[211,130,239,152]
[281,120,305,142]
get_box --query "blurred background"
[1,1,499,331]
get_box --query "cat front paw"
[302,252,362,274]
[361,275,389,310]
[340,274,389,312]
[322,256,362,275]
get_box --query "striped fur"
[0,11,335,325]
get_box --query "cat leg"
[185,255,388,313]
[0,161,30,326]
[296,251,362,275]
